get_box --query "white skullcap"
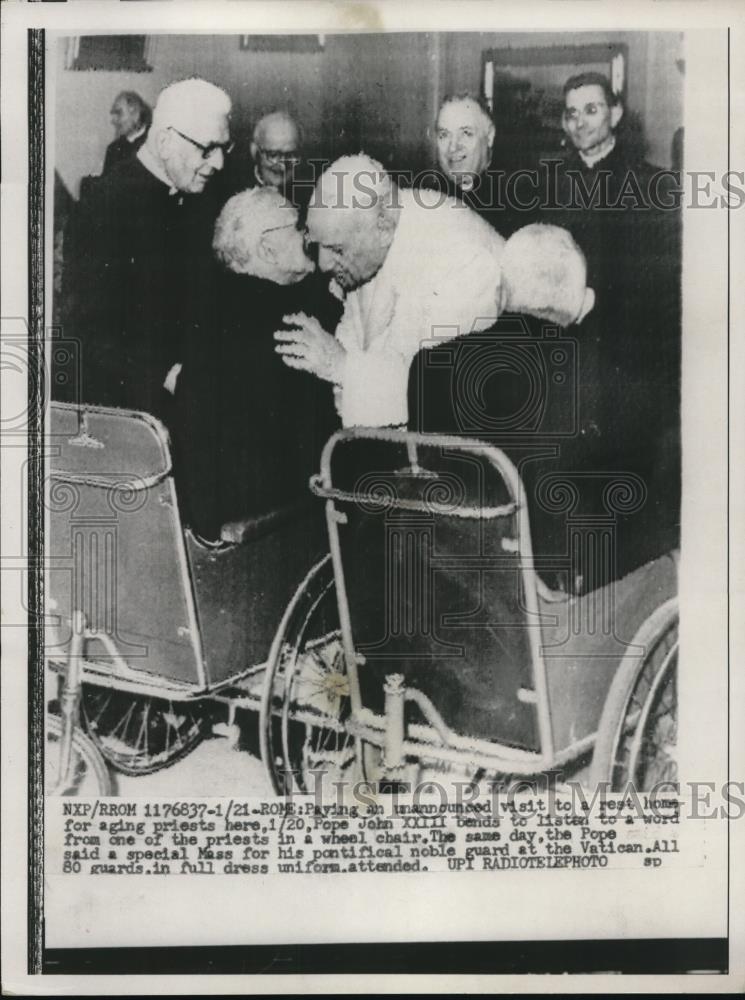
[310,153,394,212]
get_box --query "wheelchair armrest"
[220,497,314,546]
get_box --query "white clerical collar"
[579,135,616,169]
[127,125,147,144]
[137,144,179,195]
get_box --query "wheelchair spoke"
[134,699,151,759]
[80,686,207,776]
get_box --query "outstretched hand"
[274,312,345,383]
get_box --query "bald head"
[251,111,301,191]
[306,154,400,291]
[147,78,232,194]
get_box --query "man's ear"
[375,205,397,241]
[610,103,624,130]
[250,140,258,160]
[154,127,170,159]
[257,234,277,264]
[486,121,496,151]
[576,287,596,324]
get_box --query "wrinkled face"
[262,220,315,285]
[253,119,301,191]
[110,97,140,139]
[563,84,621,154]
[158,113,231,194]
[307,207,387,291]
[436,99,494,184]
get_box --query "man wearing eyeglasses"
[250,111,302,196]
[140,82,233,196]
[539,71,682,582]
[60,77,232,417]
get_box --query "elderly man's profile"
[172,187,341,542]
[103,90,152,175]
[59,77,232,417]
[275,152,505,428]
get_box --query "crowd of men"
[57,71,681,590]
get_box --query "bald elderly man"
[250,111,302,195]
[275,155,594,428]
[61,78,232,415]
[275,154,505,427]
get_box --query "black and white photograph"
[1,0,743,992]
[45,26,685,798]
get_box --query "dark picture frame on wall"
[66,35,155,73]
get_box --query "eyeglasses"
[169,126,234,160]
[258,146,301,164]
[262,224,313,252]
[262,223,298,237]
[564,103,608,121]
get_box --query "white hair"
[151,78,231,132]
[500,224,589,327]
[213,187,297,274]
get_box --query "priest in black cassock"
[102,91,151,175]
[172,187,342,541]
[59,78,233,418]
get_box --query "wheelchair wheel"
[261,555,360,795]
[47,713,115,796]
[590,598,678,791]
[80,685,208,776]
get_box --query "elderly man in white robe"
[274,154,593,428]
